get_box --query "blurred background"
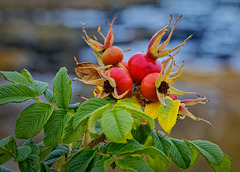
[0,0,239,171]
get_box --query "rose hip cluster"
[74,16,213,133]
[75,16,202,106]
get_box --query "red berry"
[120,61,129,70]
[128,53,162,83]
[141,73,159,101]
[106,67,133,97]
[102,46,123,66]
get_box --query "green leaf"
[107,140,142,154]
[87,155,105,172]
[113,102,155,130]
[0,84,36,105]
[0,136,17,164]
[0,153,11,165]
[41,163,58,172]
[170,138,192,169]
[53,67,72,109]
[16,145,32,162]
[190,146,199,168]
[62,149,96,172]
[15,102,54,139]
[0,136,17,155]
[90,155,114,172]
[68,103,80,109]
[101,108,134,143]
[143,135,154,147]
[107,140,169,165]
[23,140,41,156]
[104,96,117,104]
[19,154,41,172]
[184,140,199,168]
[91,120,102,138]
[117,156,154,172]
[188,140,224,166]
[43,149,66,165]
[61,116,86,144]
[88,103,111,134]
[21,69,48,96]
[21,69,34,82]
[147,155,167,172]
[36,141,45,148]
[0,71,29,85]
[158,97,180,134]
[44,89,56,104]
[131,123,152,144]
[212,154,232,172]
[32,80,48,96]
[73,98,110,130]
[97,142,111,153]
[40,147,54,161]
[43,109,70,147]
[0,166,15,172]
[152,130,172,156]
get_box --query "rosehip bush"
[0,16,232,172]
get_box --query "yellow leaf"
[158,97,180,134]
[144,102,161,119]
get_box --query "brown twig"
[88,132,107,148]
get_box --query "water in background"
[0,0,240,171]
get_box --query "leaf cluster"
[0,69,232,171]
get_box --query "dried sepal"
[104,17,116,47]
[162,56,174,81]
[156,34,192,59]
[74,57,104,85]
[107,71,116,88]
[179,106,213,127]
[169,60,184,78]
[97,25,106,40]
[147,15,192,60]
[73,77,105,86]
[166,61,183,85]
[75,62,100,68]
[161,55,172,67]
[74,57,101,68]
[146,16,172,59]
[180,96,209,106]
[168,34,193,58]
[95,87,110,98]
[158,15,182,52]
[117,62,128,72]
[112,88,129,99]
[168,86,200,97]
[98,65,112,79]
[82,25,106,53]
[157,91,166,107]
[75,67,100,80]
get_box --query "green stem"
[82,129,91,147]
[34,97,58,110]
[1,147,16,159]
[68,143,72,155]
[34,97,43,102]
